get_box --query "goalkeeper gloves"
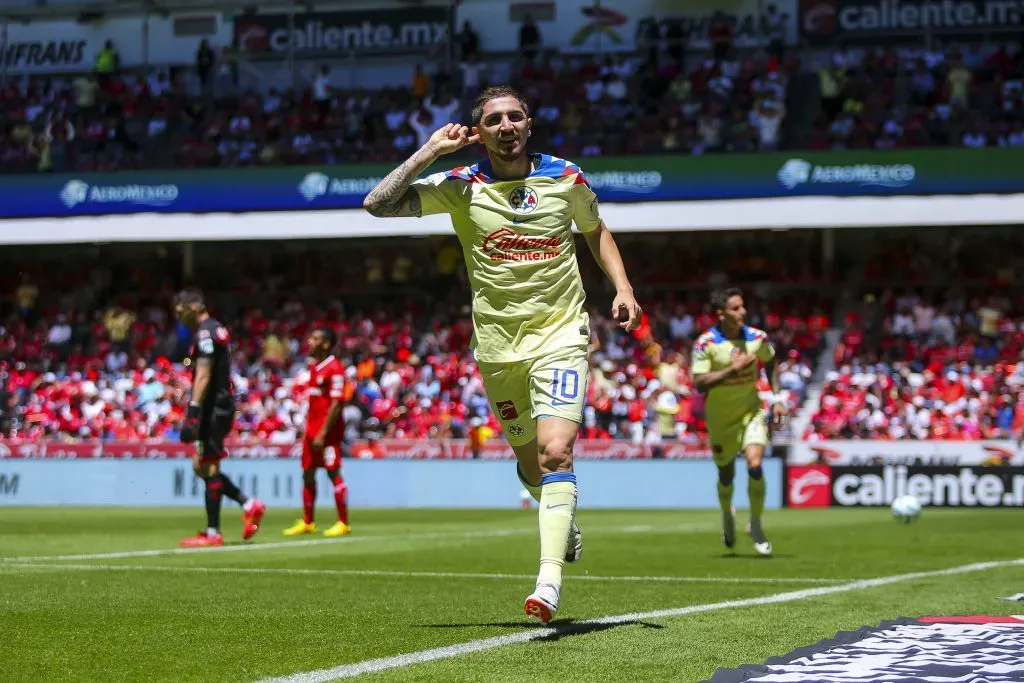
[180,403,202,443]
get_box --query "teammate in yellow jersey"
[692,288,788,556]
[363,86,641,623]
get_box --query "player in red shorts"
[283,326,351,537]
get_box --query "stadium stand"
[0,232,825,444]
[806,43,1024,150]
[5,39,1023,175]
[804,231,1024,441]
[0,39,798,173]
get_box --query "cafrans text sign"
[0,15,232,74]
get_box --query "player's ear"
[471,125,480,137]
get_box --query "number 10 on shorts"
[551,369,579,406]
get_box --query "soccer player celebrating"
[692,288,787,557]
[283,326,351,537]
[175,289,266,547]
[363,86,641,623]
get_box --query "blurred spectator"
[408,105,435,148]
[104,306,135,353]
[762,4,787,59]
[425,89,460,127]
[196,39,216,92]
[753,98,785,151]
[15,275,39,322]
[458,53,488,99]
[519,15,542,63]
[456,20,480,62]
[411,63,430,99]
[95,40,120,87]
[708,12,733,61]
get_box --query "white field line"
[0,522,716,563]
[254,558,1024,683]
[0,528,543,563]
[0,562,847,584]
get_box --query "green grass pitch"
[1,506,1021,682]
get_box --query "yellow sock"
[749,473,766,521]
[717,481,733,515]
[537,472,576,587]
[517,465,542,503]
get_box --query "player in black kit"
[174,288,266,547]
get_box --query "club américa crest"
[508,186,539,214]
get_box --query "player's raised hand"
[428,123,480,156]
[612,292,642,332]
[771,401,789,430]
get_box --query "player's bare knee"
[302,469,317,487]
[745,448,764,472]
[538,439,573,473]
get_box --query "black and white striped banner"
[707,616,1024,682]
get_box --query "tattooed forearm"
[363,145,436,218]
[363,160,417,217]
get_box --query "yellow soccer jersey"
[412,153,601,363]
[691,325,775,425]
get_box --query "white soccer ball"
[891,494,922,522]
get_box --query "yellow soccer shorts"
[708,409,769,468]
[477,345,589,448]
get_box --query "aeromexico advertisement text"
[4,149,1024,219]
[787,464,1024,508]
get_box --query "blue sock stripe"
[541,472,577,485]
[748,466,764,480]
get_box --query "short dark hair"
[471,86,529,125]
[315,325,337,350]
[174,287,205,308]
[711,287,743,312]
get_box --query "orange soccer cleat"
[179,530,224,548]
[242,499,267,541]
[524,583,560,625]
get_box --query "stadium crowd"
[804,291,1024,441]
[0,235,824,445]
[10,227,1024,444]
[4,35,1022,172]
[0,32,799,173]
[803,228,1024,441]
[808,42,1024,150]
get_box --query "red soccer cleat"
[179,531,224,548]
[242,499,267,541]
